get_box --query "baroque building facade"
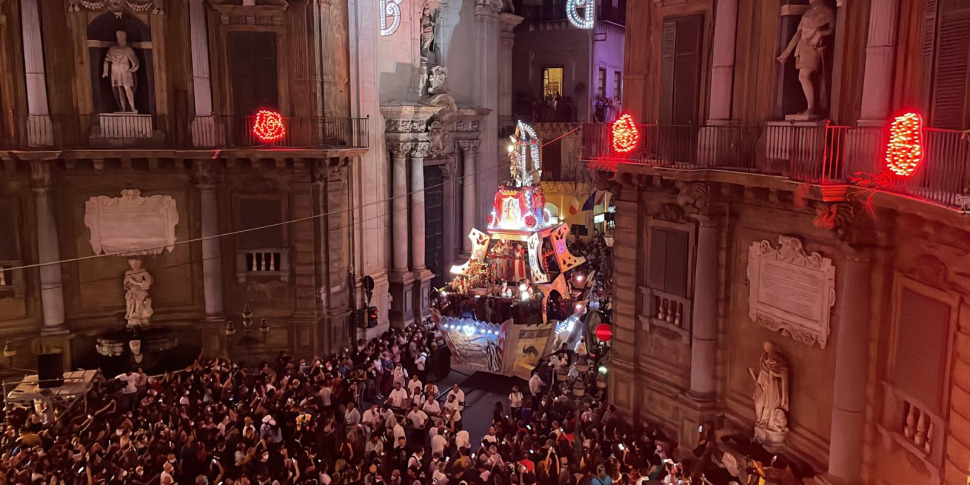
[583,0,970,484]
[0,0,516,369]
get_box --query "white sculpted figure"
[748,340,790,433]
[124,259,154,329]
[776,0,836,117]
[102,30,140,113]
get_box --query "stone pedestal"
[198,181,224,321]
[389,270,416,328]
[413,269,434,324]
[675,392,719,453]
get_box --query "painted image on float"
[441,317,502,372]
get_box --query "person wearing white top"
[446,385,465,408]
[344,402,361,426]
[443,394,462,429]
[393,418,406,443]
[391,363,408,388]
[407,405,429,429]
[454,428,471,450]
[508,385,524,420]
[430,427,448,456]
[422,395,441,421]
[424,383,440,397]
[432,465,448,485]
[529,372,545,408]
[386,382,410,409]
[362,404,382,429]
[407,375,423,396]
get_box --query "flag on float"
[594,190,606,206]
[568,194,583,215]
[581,192,595,211]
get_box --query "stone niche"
[87,12,156,115]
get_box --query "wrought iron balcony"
[582,121,970,210]
[0,111,370,151]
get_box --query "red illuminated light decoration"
[252,110,286,142]
[884,112,923,177]
[611,113,639,154]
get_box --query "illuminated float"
[435,121,589,379]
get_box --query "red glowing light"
[885,112,923,177]
[595,324,612,342]
[252,110,286,142]
[611,113,640,154]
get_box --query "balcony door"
[659,15,703,126]
[229,31,279,117]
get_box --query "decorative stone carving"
[29,161,51,188]
[675,182,709,216]
[457,139,480,153]
[454,120,481,132]
[193,160,223,186]
[412,141,432,159]
[812,202,854,237]
[428,119,449,157]
[747,236,835,348]
[654,203,685,223]
[420,0,439,65]
[69,0,163,15]
[748,340,790,447]
[102,30,140,113]
[388,142,416,159]
[776,0,836,119]
[124,259,154,329]
[84,189,179,256]
[385,119,427,134]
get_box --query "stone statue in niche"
[748,340,790,447]
[102,30,140,113]
[124,259,154,329]
[420,2,438,65]
[776,0,836,119]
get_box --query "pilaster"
[30,161,66,335]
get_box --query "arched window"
[546,202,560,224]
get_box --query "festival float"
[434,122,589,379]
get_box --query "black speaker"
[37,353,64,388]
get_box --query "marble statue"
[428,66,448,95]
[420,2,438,65]
[102,30,140,113]
[776,0,836,118]
[124,259,154,329]
[748,340,790,440]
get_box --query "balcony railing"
[1,111,369,151]
[235,248,290,283]
[583,121,970,210]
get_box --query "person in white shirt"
[407,375,423,396]
[454,428,471,450]
[431,462,448,485]
[386,382,410,409]
[407,448,425,470]
[529,372,545,408]
[365,433,384,458]
[115,370,141,410]
[443,394,463,430]
[344,402,361,426]
[391,363,408,388]
[362,404,382,429]
[319,382,333,408]
[392,416,406,443]
[424,382,440,398]
[508,385,524,420]
[430,426,448,456]
[422,393,441,422]
[407,404,429,429]
[446,384,465,409]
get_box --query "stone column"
[707,0,738,121]
[498,13,524,125]
[411,142,434,323]
[858,0,899,122]
[30,162,65,334]
[388,142,415,327]
[824,249,872,484]
[198,182,224,319]
[20,0,52,146]
[390,143,413,274]
[458,140,480,254]
[410,142,430,271]
[475,4,501,226]
[689,218,718,397]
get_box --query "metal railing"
[582,121,970,211]
[1,111,369,151]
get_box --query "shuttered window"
[928,0,970,129]
[659,15,703,126]
[892,287,950,413]
[648,227,690,297]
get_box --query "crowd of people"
[0,317,771,485]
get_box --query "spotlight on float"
[598,365,608,374]
[440,290,448,298]
[521,291,531,301]
[507,144,515,153]
[518,283,528,292]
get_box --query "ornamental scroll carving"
[746,236,835,349]
[84,189,179,256]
